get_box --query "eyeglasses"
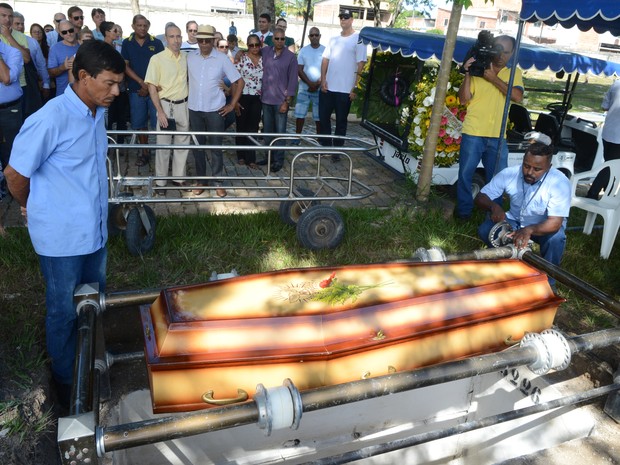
[188,29,197,33]
[60,28,75,35]
[340,16,352,19]
[248,43,261,48]
[54,19,62,23]
[218,45,227,49]
[197,38,212,44]
[73,15,84,20]
[273,37,285,41]
[309,34,319,37]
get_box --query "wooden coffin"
[140,260,564,413]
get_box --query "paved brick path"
[0,116,406,230]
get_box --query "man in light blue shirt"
[475,142,571,286]
[0,39,22,211]
[5,40,125,408]
[0,40,23,171]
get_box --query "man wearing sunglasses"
[48,20,79,95]
[294,27,324,139]
[319,9,367,161]
[67,6,84,35]
[46,12,66,46]
[187,24,243,197]
[257,27,298,173]
[181,20,199,53]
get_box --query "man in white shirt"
[255,13,272,46]
[294,27,324,137]
[187,24,243,197]
[319,9,367,159]
[181,20,199,52]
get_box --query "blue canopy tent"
[359,28,620,77]
[357,27,620,152]
[520,0,620,36]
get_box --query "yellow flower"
[445,95,457,106]
[425,119,430,127]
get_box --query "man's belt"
[161,97,188,105]
[0,98,21,109]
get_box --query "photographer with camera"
[455,34,524,220]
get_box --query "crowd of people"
[0,5,368,405]
[0,5,369,206]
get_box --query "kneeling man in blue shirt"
[475,142,571,285]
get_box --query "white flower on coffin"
[415,138,424,146]
[423,96,433,106]
[414,126,422,136]
[413,115,421,124]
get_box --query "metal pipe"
[310,383,620,465]
[101,289,161,310]
[98,329,620,454]
[521,251,620,319]
[106,350,144,367]
[101,403,260,452]
[71,303,97,416]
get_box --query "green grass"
[1,186,619,461]
[522,69,614,113]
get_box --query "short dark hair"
[0,3,13,11]
[246,33,260,45]
[91,8,105,18]
[227,34,237,42]
[276,18,287,25]
[72,40,125,80]
[67,6,83,17]
[527,142,554,158]
[132,14,148,25]
[259,13,271,23]
[100,21,115,35]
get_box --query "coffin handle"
[202,389,249,406]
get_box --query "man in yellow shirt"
[455,35,524,220]
[145,22,190,195]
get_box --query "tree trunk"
[254,0,276,30]
[415,2,463,203]
[388,0,403,28]
[130,0,140,16]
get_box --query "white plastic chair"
[570,159,620,259]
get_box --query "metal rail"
[97,329,620,454]
[106,130,376,205]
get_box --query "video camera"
[461,30,503,77]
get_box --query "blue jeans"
[39,247,107,385]
[189,109,224,186]
[129,92,157,130]
[478,217,566,286]
[262,103,288,164]
[456,134,508,218]
[319,90,351,147]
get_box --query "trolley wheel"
[108,204,127,237]
[296,205,345,250]
[125,206,156,256]
[279,187,318,226]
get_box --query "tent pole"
[493,20,526,176]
